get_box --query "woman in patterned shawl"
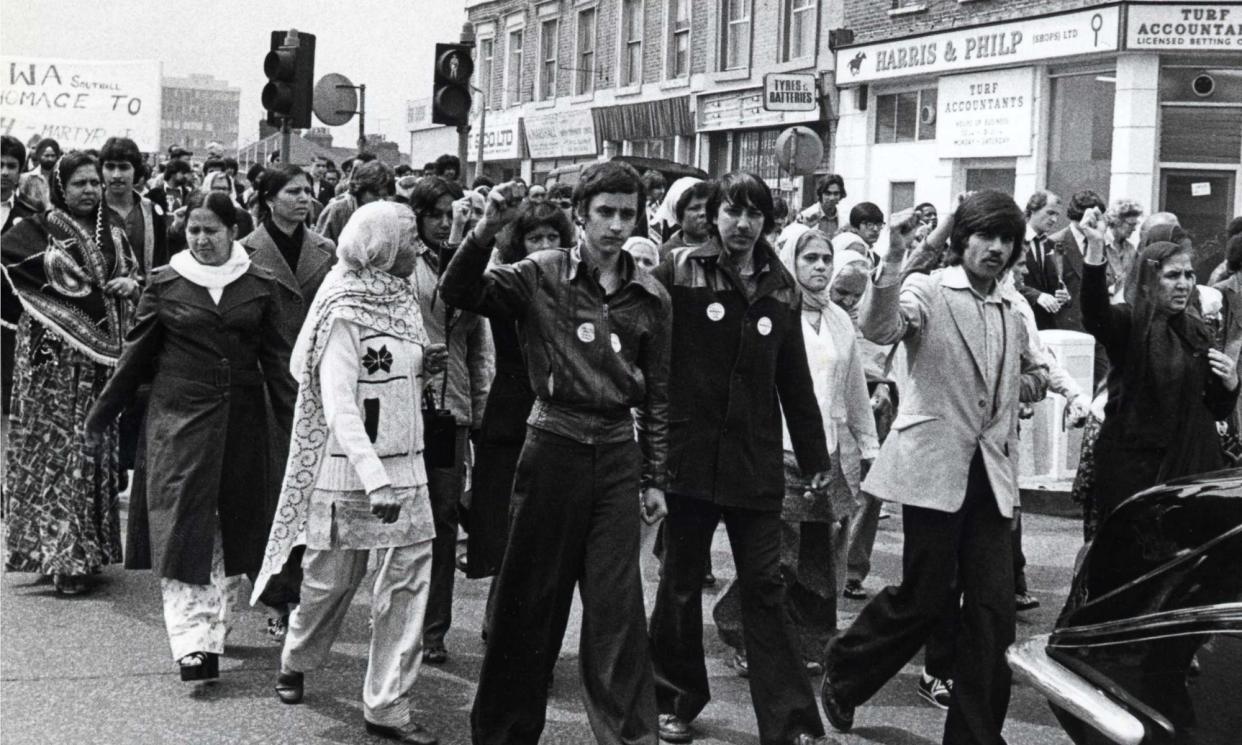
[1,150,140,595]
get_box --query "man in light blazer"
[820,192,1048,745]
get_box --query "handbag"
[421,290,458,470]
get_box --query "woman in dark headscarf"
[1,151,139,594]
[1080,216,1237,524]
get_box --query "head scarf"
[335,201,416,273]
[1,155,134,364]
[652,177,701,232]
[168,241,251,302]
[623,235,659,267]
[252,237,426,604]
[779,226,834,313]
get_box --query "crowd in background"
[2,129,1240,745]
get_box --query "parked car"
[1008,468,1242,744]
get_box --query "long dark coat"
[87,265,297,584]
[241,221,336,344]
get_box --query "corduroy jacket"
[653,238,830,510]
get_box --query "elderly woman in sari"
[83,191,297,681]
[257,201,446,745]
[2,150,138,595]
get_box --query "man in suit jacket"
[1018,190,1066,330]
[820,192,1048,745]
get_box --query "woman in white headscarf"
[256,201,446,744]
[649,176,700,243]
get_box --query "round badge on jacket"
[757,316,773,336]
[610,333,622,353]
[706,302,725,322]
[577,322,596,343]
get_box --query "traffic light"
[263,30,316,129]
[432,43,474,126]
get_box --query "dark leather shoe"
[793,735,838,745]
[658,713,692,743]
[365,720,439,745]
[275,670,304,704]
[422,644,447,664]
[819,676,854,733]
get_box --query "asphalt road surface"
[1,506,1079,745]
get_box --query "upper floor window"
[667,0,690,78]
[621,0,644,87]
[722,0,751,71]
[874,88,938,143]
[539,19,558,100]
[506,28,524,107]
[576,7,597,95]
[785,0,816,60]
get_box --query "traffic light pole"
[280,118,292,165]
[457,22,475,185]
[357,84,367,153]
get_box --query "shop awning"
[592,95,693,142]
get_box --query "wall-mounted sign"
[699,88,820,131]
[480,110,522,160]
[1126,3,1242,50]
[834,6,1120,85]
[0,56,162,150]
[937,67,1035,158]
[524,107,596,158]
[763,73,817,112]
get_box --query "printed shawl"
[0,208,134,364]
[251,263,426,603]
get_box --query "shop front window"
[734,129,782,180]
[1047,71,1115,205]
[874,88,936,143]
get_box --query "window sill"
[614,83,643,98]
[708,68,751,84]
[659,77,691,91]
[570,92,596,104]
[887,4,928,17]
[769,58,815,75]
[532,99,557,110]
[957,0,989,4]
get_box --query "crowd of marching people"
[2,129,1241,745]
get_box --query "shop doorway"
[1160,169,1237,278]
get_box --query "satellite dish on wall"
[314,73,358,126]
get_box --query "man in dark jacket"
[442,163,670,745]
[649,171,833,745]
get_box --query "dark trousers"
[650,494,824,745]
[1012,509,1027,596]
[825,450,1015,745]
[424,426,468,648]
[471,428,657,745]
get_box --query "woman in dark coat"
[1081,218,1238,525]
[85,191,296,681]
[465,201,574,632]
[239,164,337,640]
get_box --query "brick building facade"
[832,0,1241,258]
[409,0,846,206]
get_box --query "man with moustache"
[442,163,670,745]
[820,192,1049,745]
